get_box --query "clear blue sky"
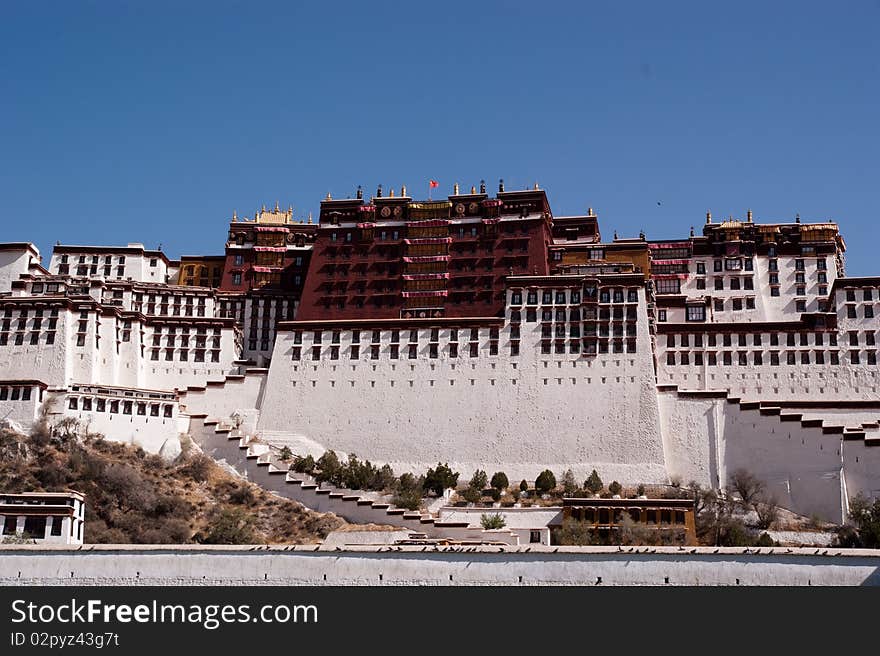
[1,2,878,273]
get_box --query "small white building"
[0,491,85,545]
[49,243,171,284]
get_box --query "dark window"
[686,306,705,322]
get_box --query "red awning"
[651,258,690,265]
[649,242,690,249]
[252,266,281,273]
[406,220,449,227]
[481,199,503,208]
[253,246,286,252]
[404,238,452,245]
[401,290,448,298]
[403,256,450,263]
[254,226,288,233]
[402,273,449,280]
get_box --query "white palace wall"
[258,286,668,483]
[658,389,848,522]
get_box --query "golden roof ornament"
[401,185,406,197]
[325,192,332,200]
[454,183,460,195]
[706,210,712,224]
[747,209,753,222]
[389,188,395,198]
[308,212,313,224]
[275,200,280,212]
[232,210,237,221]
[534,182,539,190]
[470,185,476,194]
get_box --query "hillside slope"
[0,422,345,544]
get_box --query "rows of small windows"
[842,289,878,319]
[291,327,501,360]
[0,386,35,401]
[510,287,640,306]
[665,349,876,367]
[665,332,848,349]
[60,254,128,265]
[28,282,70,295]
[66,396,173,417]
[544,339,637,355]
[0,307,63,346]
[133,293,208,317]
[694,257,826,273]
[150,327,221,348]
[511,306,638,323]
[148,347,221,362]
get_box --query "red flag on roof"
[429,180,439,188]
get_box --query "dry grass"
[0,427,345,544]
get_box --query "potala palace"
[2,182,879,526]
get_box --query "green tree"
[519,479,529,493]
[278,446,293,461]
[554,519,597,546]
[370,463,396,491]
[584,469,603,495]
[837,494,880,548]
[480,513,506,530]
[490,472,509,492]
[608,480,622,496]
[535,470,556,494]
[315,450,343,486]
[460,487,481,504]
[561,469,578,496]
[290,454,315,474]
[393,473,424,511]
[423,463,459,496]
[469,469,488,491]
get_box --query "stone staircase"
[188,414,521,545]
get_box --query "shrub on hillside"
[197,506,257,545]
[178,453,214,483]
[608,481,622,496]
[228,483,256,506]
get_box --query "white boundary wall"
[2,545,878,586]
